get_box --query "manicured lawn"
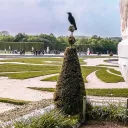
[108,69,121,75]
[28,87,55,92]
[28,87,128,97]
[42,66,123,83]
[42,66,106,83]
[0,64,61,72]
[0,64,60,79]
[0,64,122,83]
[86,89,128,97]
[0,71,59,79]
[0,57,86,65]
[0,58,63,64]
[42,75,59,81]
[42,68,97,83]
[96,69,124,83]
[97,64,119,67]
[0,98,30,105]
[81,67,103,82]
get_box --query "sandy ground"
[84,58,118,66]
[0,57,127,113]
[0,103,19,113]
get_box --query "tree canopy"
[0,31,121,53]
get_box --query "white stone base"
[118,39,128,83]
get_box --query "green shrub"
[87,103,128,125]
[13,110,78,128]
[54,47,85,115]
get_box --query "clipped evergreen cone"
[54,47,85,115]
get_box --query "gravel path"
[0,74,56,113]
[0,74,57,101]
[84,58,118,66]
[0,103,18,114]
[87,96,127,107]
[0,99,53,122]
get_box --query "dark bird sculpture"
[67,12,77,30]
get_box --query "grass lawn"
[42,66,123,83]
[0,98,30,105]
[27,87,128,97]
[28,87,55,92]
[0,58,63,64]
[97,64,119,67]
[42,66,106,83]
[96,69,124,83]
[81,67,103,82]
[41,67,98,83]
[41,75,59,81]
[0,64,61,72]
[0,58,123,83]
[0,71,59,79]
[108,69,121,75]
[0,63,123,83]
[0,57,86,65]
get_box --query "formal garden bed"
[0,51,127,127]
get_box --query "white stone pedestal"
[118,39,128,83]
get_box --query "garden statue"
[32,47,34,52]
[118,0,128,82]
[46,47,50,54]
[87,48,90,55]
[67,12,77,47]
[9,46,11,53]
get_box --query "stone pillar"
[118,40,128,82]
[118,0,128,83]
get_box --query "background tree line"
[0,31,121,53]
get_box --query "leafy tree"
[14,33,28,42]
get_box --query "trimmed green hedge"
[54,47,85,115]
[0,42,44,51]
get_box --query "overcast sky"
[0,0,121,37]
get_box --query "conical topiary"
[54,47,85,115]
